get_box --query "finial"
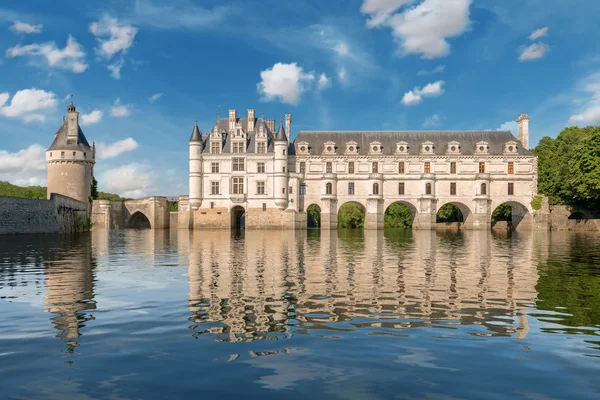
[262,104,264,120]
[218,105,220,119]
[195,116,198,125]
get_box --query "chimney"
[517,114,530,150]
[248,109,255,131]
[267,119,275,132]
[285,114,292,141]
[67,102,79,141]
[228,109,236,131]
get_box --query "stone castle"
[179,109,539,230]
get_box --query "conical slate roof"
[190,121,202,142]
[274,122,287,141]
[48,121,92,151]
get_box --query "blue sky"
[1,0,600,197]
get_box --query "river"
[1,229,599,399]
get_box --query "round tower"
[273,121,288,210]
[46,101,95,203]
[189,120,203,210]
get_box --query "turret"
[273,121,289,210]
[46,100,95,203]
[517,114,530,150]
[189,120,203,210]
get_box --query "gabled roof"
[48,122,92,152]
[292,130,533,156]
[200,117,276,154]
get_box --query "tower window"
[450,182,456,195]
[399,162,405,174]
[372,162,379,173]
[348,182,355,195]
[348,162,355,174]
[479,162,485,173]
[425,183,432,195]
[481,183,487,195]
[373,183,379,195]
[299,162,306,173]
[424,162,430,173]
[508,162,514,175]
[300,183,307,195]
[399,182,405,195]
[326,182,332,195]
[508,183,514,196]
[326,162,332,173]
[450,162,456,174]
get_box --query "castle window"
[373,183,379,195]
[425,183,432,195]
[450,182,457,195]
[232,177,244,194]
[211,182,220,195]
[479,162,485,173]
[210,202,215,209]
[257,181,265,195]
[61,151,65,158]
[233,142,245,153]
[326,182,332,195]
[257,142,266,153]
[399,162,405,174]
[289,186,293,194]
[283,167,286,173]
[211,142,221,154]
[299,162,306,173]
[508,162,514,175]
[348,162,355,174]
[283,150,286,156]
[508,183,514,196]
[263,203,267,211]
[450,162,456,174]
[300,183,307,195]
[232,158,245,171]
[326,162,332,173]
[50,152,52,157]
[348,182,355,195]
[257,162,265,173]
[282,188,286,194]
[211,162,220,173]
[399,182,405,195]
[481,183,487,195]
[424,162,430,174]
[73,151,76,156]
[372,162,379,173]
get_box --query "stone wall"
[91,200,124,229]
[0,194,88,235]
[194,207,230,229]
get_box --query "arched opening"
[231,206,245,230]
[384,202,416,229]
[325,182,333,195]
[127,212,151,229]
[307,204,321,229]
[338,202,365,229]
[373,183,379,195]
[436,202,471,229]
[491,202,530,230]
[568,212,587,220]
[425,183,432,195]
[481,183,487,195]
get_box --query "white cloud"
[6,35,88,73]
[90,17,137,58]
[362,0,472,59]
[257,62,317,105]
[0,88,57,122]
[96,138,139,160]
[80,110,103,125]
[417,64,445,76]
[0,144,47,186]
[402,80,445,105]
[10,21,42,34]
[529,26,549,40]
[338,67,347,81]
[110,98,131,117]
[499,120,517,133]
[334,42,349,55]
[317,73,331,91]
[568,73,600,125]
[100,163,152,198]
[148,93,164,103]
[422,113,443,128]
[107,58,125,80]
[131,0,229,30]
[519,43,549,61]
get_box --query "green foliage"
[384,203,413,228]
[0,181,46,199]
[91,177,99,200]
[436,204,463,223]
[169,201,178,212]
[307,204,321,228]
[338,203,364,229]
[96,192,132,201]
[530,195,543,211]
[533,125,600,209]
[492,203,512,223]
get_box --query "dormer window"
[296,141,310,155]
[323,141,336,155]
[211,142,221,154]
[256,141,266,153]
[476,141,489,154]
[345,140,358,155]
[421,141,435,154]
[396,141,409,154]
[232,142,245,153]
[369,141,383,154]
[503,141,518,154]
[446,141,460,155]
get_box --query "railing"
[369,173,384,180]
[230,194,247,203]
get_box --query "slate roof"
[48,121,93,152]
[189,122,202,142]
[292,130,533,156]
[199,117,277,154]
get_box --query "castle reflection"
[183,229,547,342]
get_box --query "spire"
[190,119,202,142]
[275,119,286,141]
[67,95,76,113]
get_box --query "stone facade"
[186,110,539,231]
[91,197,170,229]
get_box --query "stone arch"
[306,204,322,229]
[436,201,473,226]
[569,211,589,220]
[384,201,418,228]
[337,201,366,229]
[491,201,531,230]
[231,205,245,230]
[127,211,151,229]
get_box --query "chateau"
[181,109,538,230]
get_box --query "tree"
[91,177,99,200]
[338,203,364,229]
[384,203,413,228]
[492,203,512,223]
[169,201,178,212]
[436,204,463,223]
[567,127,600,209]
[307,204,321,228]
